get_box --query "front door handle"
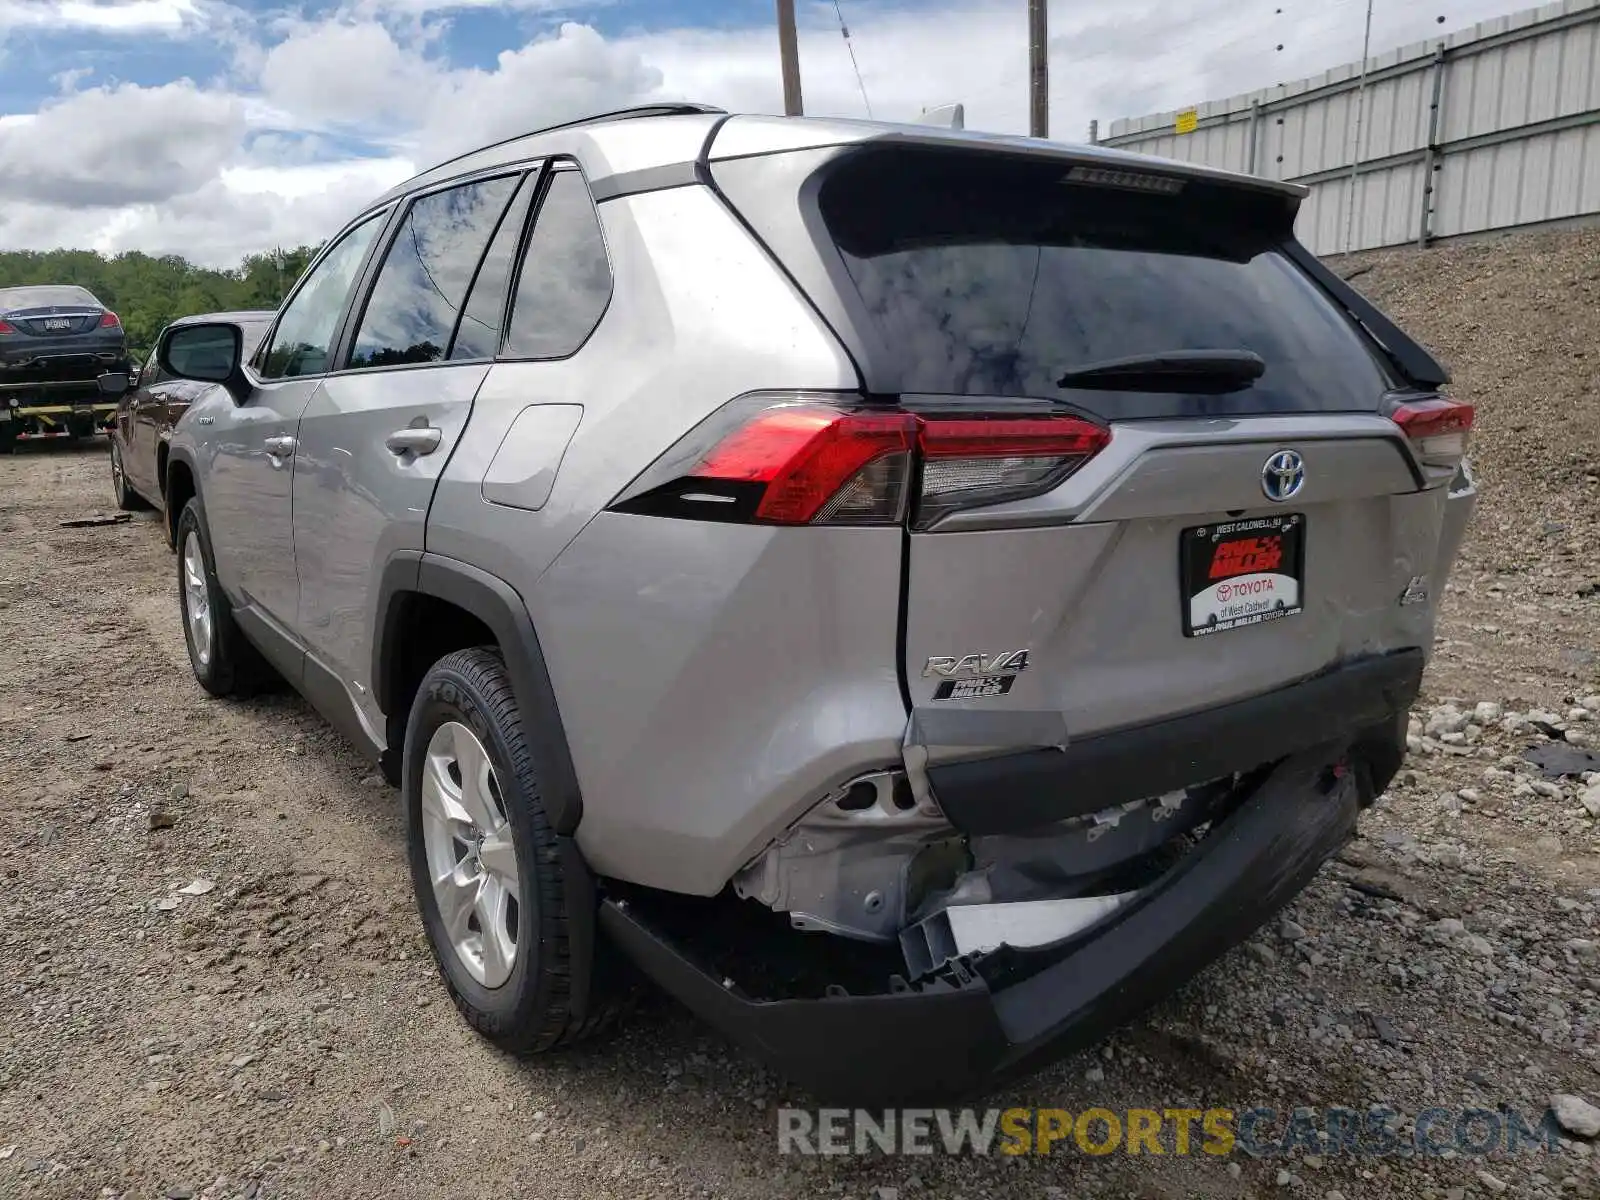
[386,427,442,456]
[264,435,296,457]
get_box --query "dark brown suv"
[108,310,273,516]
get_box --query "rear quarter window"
[502,168,612,360]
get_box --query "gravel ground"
[3,226,1600,1200]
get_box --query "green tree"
[0,244,322,358]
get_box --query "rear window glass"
[0,285,99,309]
[816,148,1392,414]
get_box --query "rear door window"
[348,173,522,370]
[816,147,1393,416]
[450,171,538,361]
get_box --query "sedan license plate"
[1181,514,1305,637]
[42,318,72,331]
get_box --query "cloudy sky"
[0,0,1531,265]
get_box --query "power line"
[831,0,873,118]
[1342,0,1375,255]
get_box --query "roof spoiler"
[1283,242,1450,388]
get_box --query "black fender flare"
[373,551,585,836]
[163,444,201,545]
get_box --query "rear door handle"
[264,435,296,457]
[386,427,442,456]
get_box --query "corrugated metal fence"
[1099,0,1600,255]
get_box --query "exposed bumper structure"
[602,739,1378,1102]
[926,648,1423,835]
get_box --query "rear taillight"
[1392,396,1472,470]
[694,404,915,524]
[99,311,121,329]
[0,320,14,335]
[918,416,1110,527]
[610,393,1109,528]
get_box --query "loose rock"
[1551,1094,1600,1139]
[1580,784,1600,818]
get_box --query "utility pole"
[776,0,803,116]
[1028,0,1048,138]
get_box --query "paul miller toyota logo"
[1261,449,1305,502]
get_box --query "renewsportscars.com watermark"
[777,1106,1571,1158]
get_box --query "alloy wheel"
[419,720,520,988]
[180,532,213,668]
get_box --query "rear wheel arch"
[373,553,583,835]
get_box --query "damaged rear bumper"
[601,740,1373,1103]
[927,648,1422,835]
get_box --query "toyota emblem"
[1261,449,1305,502]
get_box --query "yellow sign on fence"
[1175,108,1198,135]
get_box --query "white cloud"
[0,158,415,264]
[51,65,95,92]
[353,0,577,11]
[0,0,1533,266]
[416,22,662,164]
[250,17,661,164]
[0,0,203,34]
[219,156,414,199]
[0,80,243,207]
[259,19,433,128]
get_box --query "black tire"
[175,497,269,698]
[405,647,627,1054]
[110,440,151,511]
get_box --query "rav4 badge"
[923,649,1031,678]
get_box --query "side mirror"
[96,371,131,396]
[158,321,249,402]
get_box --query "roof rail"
[413,103,729,182]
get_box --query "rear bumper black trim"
[601,742,1364,1103]
[929,649,1424,836]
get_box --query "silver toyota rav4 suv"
[152,103,1476,1101]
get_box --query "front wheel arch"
[164,450,198,549]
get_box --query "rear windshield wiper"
[1056,349,1266,394]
